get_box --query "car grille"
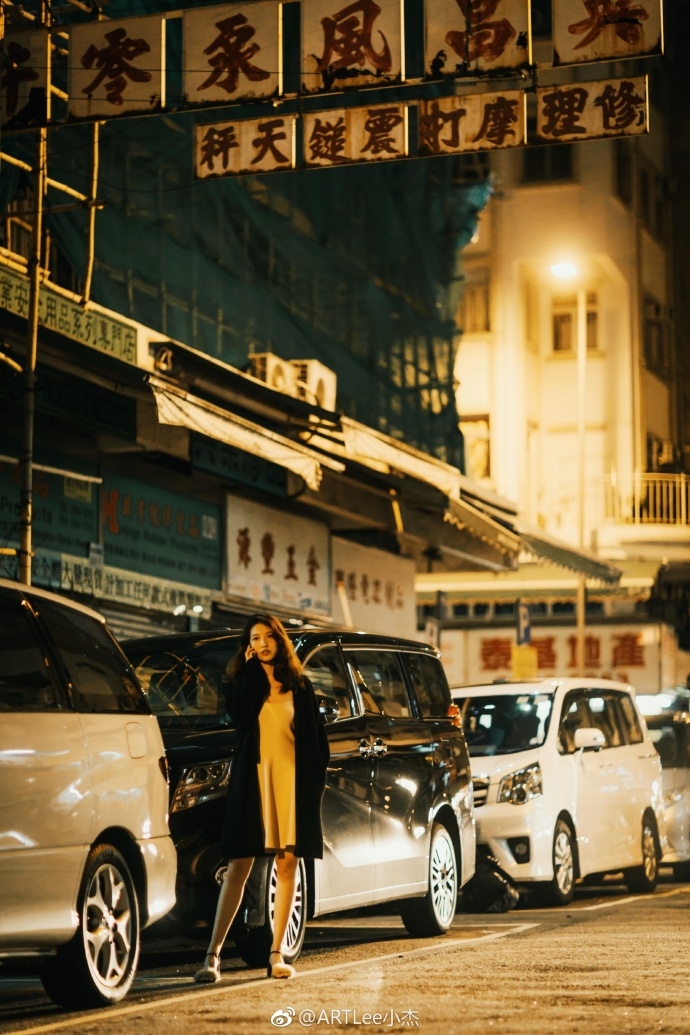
[472,776,490,808]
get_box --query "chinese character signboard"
[226,494,331,617]
[60,554,214,618]
[68,15,165,118]
[194,115,296,178]
[301,0,404,94]
[101,474,221,589]
[183,1,281,106]
[439,623,663,691]
[419,90,525,155]
[332,537,416,637]
[0,30,50,129]
[424,0,531,76]
[536,75,647,142]
[303,103,407,166]
[553,0,663,66]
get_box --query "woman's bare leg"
[207,857,254,955]
[270,851,299,954]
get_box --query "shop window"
[494,603,515,616]
[552,293,598,353]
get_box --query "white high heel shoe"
[267,950,296,979]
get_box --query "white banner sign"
[0,30,50,128]
[194,115,296,177]
[332,537,416,638]
[183,1,281,106]
[226,494,331,617]
[553,0,663,66]
[424,0,531,75]
[536,75,648,143]
[69,16,165,119]
[61,554,213,618]
[439,623,664,692]
[301,0,404,94]
[420,90,525,155]
[303,103,407,166]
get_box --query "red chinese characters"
[302,0,402,93]
[536,75,648,142]
[69,16,164,117]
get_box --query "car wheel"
[625,815,659,893]
[234,857,307,968]
[41,844,140,1009]
[539,819,576,906]
[400,823,458,937]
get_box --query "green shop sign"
[101,474,222,589]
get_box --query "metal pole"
[18,125,47,585]
[576,286,587,676]
[82,121,100,304]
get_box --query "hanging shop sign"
[0,29,50,129]
[183,1,282,106]
[439,622,666,692]
[536,75,648,143]
[301,0,404,94]
[424,0,531,76]
[60,553,213,618]
[194,114,296,178]
[101,473,222,590]
[331,537,416,638]
[68,15,165,119]
[190,434,288,499]
[419,90,525,155]
[303,103,407,166]
[553,0,663,67]
[226,493,331,617]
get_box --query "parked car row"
[2,576,687,1013]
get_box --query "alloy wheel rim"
[430,832,456,926]
[554,830,574,895]
[84,863,133,988]
[642,824,657,881]
[268,863,304,952]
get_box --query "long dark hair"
[226,613,305,692]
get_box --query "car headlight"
[664,787,684,807]
[171,760,232,813]
[497,762,542,805]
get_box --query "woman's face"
[249,623,278,664]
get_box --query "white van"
[0,581,176,1008]
[452,678,665,905]
[636,688,690,880]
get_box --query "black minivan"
[124,628,476,966]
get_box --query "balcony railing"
[604,474,689,526]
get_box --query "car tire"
[539,819,576,906]
[234,857,307,968]
[400,823,458,937]
[625,815,660,893]
[40,844,140,1009]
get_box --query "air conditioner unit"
[249,352,297,395]
[291,359,337,411]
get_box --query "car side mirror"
[573,727,607,751]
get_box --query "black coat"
[219,657,330,860]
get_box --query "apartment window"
[615,140,634,207]
[459,417,490,480]
[522,143,573,183]
[459,267,490,333]
[552,293,598,353]
[643,296,670,375]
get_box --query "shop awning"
[149,376,345,492]
[514,520,621,585]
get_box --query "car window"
[558,689,591,753]
[32,598,148,714]
[303,645,357,720]
[587,692,624,748]
[458,692,554,756]
[618,693,645,745]
[346,649,411,718]
[0,590,61,712]
[404,652,450,717]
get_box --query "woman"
[194,613,329,983]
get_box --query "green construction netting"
[0,0,491,469]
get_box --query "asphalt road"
[1,872,689,1035]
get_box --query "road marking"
[1,923,539,1035]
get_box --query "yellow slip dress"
[257,691,297,851]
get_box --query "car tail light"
[446,702,462,728]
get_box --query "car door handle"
[370,737,387,757]
[359,738,372,758]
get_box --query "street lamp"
[551,261,587,678]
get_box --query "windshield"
[457,692,555,756]
[126,637,240,729]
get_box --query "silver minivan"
[0,581,177,1009]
